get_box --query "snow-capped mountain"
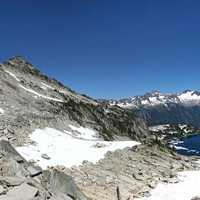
[109,90,200,108]
[105,90,200,127]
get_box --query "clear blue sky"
[0,0,200,99]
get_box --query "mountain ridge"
[106,90,200,108]
[0,56,148,145]
[104,90,200,127]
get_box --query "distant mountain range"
[102,90,200,127]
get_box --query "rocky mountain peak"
[6,56,33,68]
[8,55,27,63]
[3,56,40,76]
[182,89,194,94]
[145,90,162,97]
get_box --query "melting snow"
[17,127,139,169]
[137,168,200,200]
[118,102,137,108]
[19,84,64,102]
[4,70,20,82]
[68,124,99,140]
[0,108,4,114]
[41,82,54,90]
[4,69,63,102]
[173,146,189,151]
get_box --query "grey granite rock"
[0,140,90,200]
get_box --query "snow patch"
[137,169,200,200]
[68,124,99,140]
[4,70,20,82]
[19,84,63,102]
[17,127,139,169]
[149,97,161,105]
[173,146,189,151]
[41,82,54,90]
[141,99,149,105]
[118,102,137,108]
[0,108,4,114]
[4,69,63,102]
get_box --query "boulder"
[41,153,51,160]
[27,165,42,177]
[0,183,38,200]
[42,169,89,200]
[0,140,90,200]
[0,176,24,186]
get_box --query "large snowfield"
[17,126,139,169]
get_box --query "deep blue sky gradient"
[0,0,200,99]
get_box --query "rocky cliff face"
[0,56,148,145]
[105,90,200,127]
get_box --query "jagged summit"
[4,56,33,68]
[145,90,162,96]
[8,55,28,63]
[2,55,41,76]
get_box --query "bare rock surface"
[0,183,38,200]
[60,142,199,200]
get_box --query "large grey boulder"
[0,183,38,200]
[42,169,89,200]
[0,140,90,200]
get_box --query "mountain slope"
[105,90,200,127]
[0,56,148,145]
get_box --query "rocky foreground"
[0,139,89,200]
[54,141,199,200]
[0,136,199,200]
